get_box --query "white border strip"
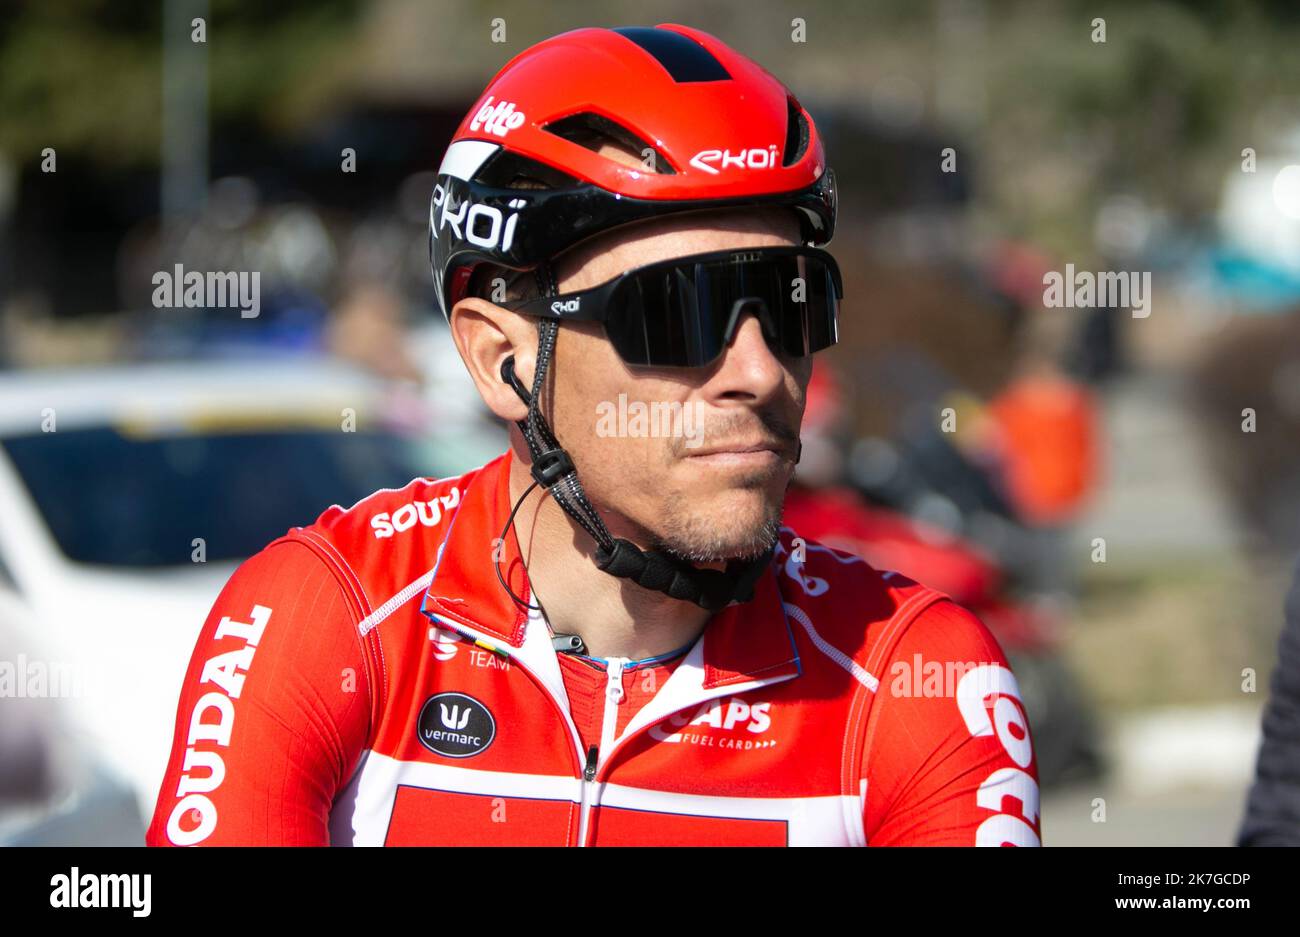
[358,567,438,637]
[437,140,500,181]
[784,601,879,692]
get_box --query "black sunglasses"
[499,245,842,368]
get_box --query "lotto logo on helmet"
[689,145,780,175]
[469,96,525,137]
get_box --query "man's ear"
[449,297,536,423]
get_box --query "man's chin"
[651,507,783,565]
[658,531,780,566]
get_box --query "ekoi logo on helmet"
[432,183,527,253]
[689,144,781,175]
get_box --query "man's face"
[544,205,810,564]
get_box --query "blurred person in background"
[1240,560,1300,845]
[326,281,423,383]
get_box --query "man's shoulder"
[267,456,498,600]
[772,525,989,675]
[774,524,938,613]
[302,469,479,549]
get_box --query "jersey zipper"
[576,656,629,846]
[576,743,598,845]
[599,657,628,753]
[428,613,597,846]
[431,613,715,847]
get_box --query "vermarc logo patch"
[417,692,496,758]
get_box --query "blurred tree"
[0,0,361,168]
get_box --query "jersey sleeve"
[861,599,1042,846]
[146,539,373,846]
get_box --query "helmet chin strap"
[495,265,786,613]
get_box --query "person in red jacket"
[148,24,1040,846]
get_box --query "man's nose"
[714,306,787,396]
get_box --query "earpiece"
[500,356,532,406]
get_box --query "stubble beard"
[647,483,786,564]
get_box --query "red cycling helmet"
[429,23,837,319]
[431,25,836,611]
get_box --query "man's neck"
[506,450,715,661]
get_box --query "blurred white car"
[0,595,143,845]
[0,355,504,840]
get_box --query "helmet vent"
[610,27,731,83]
[783,97,810,167]
[471,151,581,190]
[543,112,676,175]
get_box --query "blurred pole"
[161,0,210,261]
[935,0,988,134]
[0,151,15,364]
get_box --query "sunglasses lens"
[604,250,839,368]
[606,267,720,367]
[783,255,838,356]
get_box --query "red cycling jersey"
[146,449,1041,846]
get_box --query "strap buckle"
[531,447,574,487]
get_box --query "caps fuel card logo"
[417,692,496,758]
[648,697,776,750]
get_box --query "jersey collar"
[419,447,801,690]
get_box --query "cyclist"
[148,23,1040,846]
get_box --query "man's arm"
[146,540,372,846]
[862,599,1042,846]
[1239,559,1300,846]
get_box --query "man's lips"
[685,440,792,460]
